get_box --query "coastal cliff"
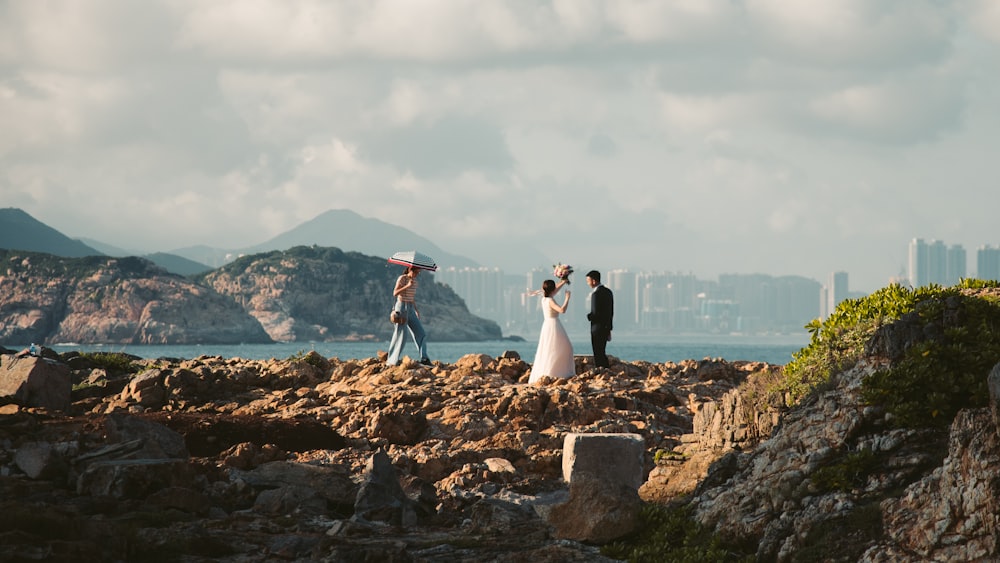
[0,247,501,345]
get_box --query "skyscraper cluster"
[907,238,1000,288]
[907,238,965,287]
[977,245,1000,282]
[436,239,1000,337]
[439,267,826,336]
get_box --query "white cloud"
[169,0,736,62]
[967,0,1000,43]
[0,73,128,154]
[0,0,176,71]
[2,0,999,292]
[172,1,555,61]
[606,0,737,43]
[746,0,954,67]
[383,80,433,125]
[805,74,964,142]
[657,93,758,133]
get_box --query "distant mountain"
[144,252,214,276]
[78,238,137,257]
[161,208,551,276]
[164,245,236,269]
[80,237,213,276]
[233,209,480,269]
[8,206,538,277]
[0,208,103,258]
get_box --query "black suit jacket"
[588,285,614,331]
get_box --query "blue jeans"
[387,300,428,364]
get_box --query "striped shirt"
[397,276,417,302]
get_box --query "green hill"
[0,208,102,258]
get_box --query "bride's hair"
[542,279,556,297]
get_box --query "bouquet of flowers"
[553,263,574,283]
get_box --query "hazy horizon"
[3,2,1000,293]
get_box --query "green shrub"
[810,449,881,493]
[780,279,1000,428]
[287,349,328,368]
[600,503,755,562]
[781,283,934,404]
[860,286,1000,428]
[80,352,142,374]
[654,449,688,464]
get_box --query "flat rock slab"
[561,432,645,490]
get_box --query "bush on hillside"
[781,279,1000,427]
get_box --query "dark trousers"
[590,325,610,368]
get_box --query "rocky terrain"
[0,247,501,346]
[5,284,1000,562]
[0,344,771,562]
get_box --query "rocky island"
[0,246,502,346]
[3,282,1000,561]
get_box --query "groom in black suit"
[585,270,614,368]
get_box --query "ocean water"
[44,333,810,366]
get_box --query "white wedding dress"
[529,295,575,383]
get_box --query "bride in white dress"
[528,279,574,384]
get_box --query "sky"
[2,1,1000,293]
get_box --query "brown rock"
[547,479,641,544]
[0,354,71,411]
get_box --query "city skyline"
[438,264,856,339]
[440,235,1000,338]
[907,237,1000,288]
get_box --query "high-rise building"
[947,244,966,285]
[908,238,927,287]
[717,273,821,331]
[606,269,637,329]
[928,240,948,285]
[827,271,849,316]
[909,238,962,287]
[436,266,505,320]
[977,245,1000,281]
[636,271,702,330]
[819,286,830,319]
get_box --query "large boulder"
[545,433,646,543]
[104,413,189,459]
[547,479,641,544]
[561,432,645,489]
[353,449,421,526]
[14,441,68,480]
[76,458,194,499]
[0,354,71,411]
